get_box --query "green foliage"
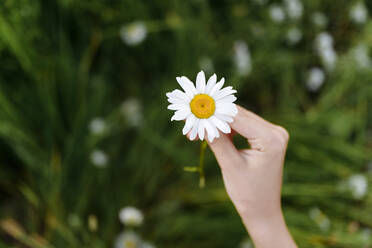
[0,0,372,247]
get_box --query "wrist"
[240,207,284,233]
[235,200,282,224]
[240,209,297,248]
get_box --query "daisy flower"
[284,0,303,20]
[233,40,252,76]
[350,2,368,24]
[90,150,108,168]
[120,21,147,46]
[114,231,141,248]
[119,206,144,227]
[286,27,302,45]
[121,97,143,127]
[315,32,338,71]
[351,43,372,69]
[269,5,285,23]
[309,207,331,232]
[306,67,325,92]
[89,117,106,135]
[166,71,237,142]
[348,174,368,199]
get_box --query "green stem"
[199,140,208,188]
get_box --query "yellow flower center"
[190,94,215,119]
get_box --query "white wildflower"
[312,12,328,27]
[284,0,303,20]
[316,32,334,50]
[348,174,368,199]
[119,207,144,227]
[89,118,106,135]
[350,2,368,24]
[115,231,141,248]
[286,27,302,45]
[120,22,147,46]
[121,98,143,127]
[233,40,252,76]
[166,71,238,142]
[269,5,285,23]
[90,150,108,168]
[318,217,331,232]
[309,207,331,232]
[322,48,337,70]
[315,32,338,71]
[306,67,325,92]
[351,43,371,68]
[309,207,321,220]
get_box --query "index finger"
[208,105,273,169]
[230,105,272,141]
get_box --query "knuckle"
[276,126,290,142]
[266,128,289,152]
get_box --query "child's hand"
[208,105,297,248]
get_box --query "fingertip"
[186,132,199,141]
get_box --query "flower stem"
[199,140,208,188]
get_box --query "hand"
[208,105,297,248]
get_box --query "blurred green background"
[0,0,372,247]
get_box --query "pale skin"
[189,105,297,248]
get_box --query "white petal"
[213,86,237,99]
[189,119,200,140]
[215,113,234,123]
[167,103,187,111]
[171,108,191,121]
[166,89,189,102]
[215,128,220,138]
[215,95,237,104]
[196,71,206,93]
[198,119,205,140]
[167,97,185,104]
[210,116,231,134]
[204,119,219,142]
[216,103,238,117]
[166,92,172,98]
[176,76,197,99]
[183,115,196,135]
[205,74,217,94]
[211,119,220,138]
[209,77,225,96]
